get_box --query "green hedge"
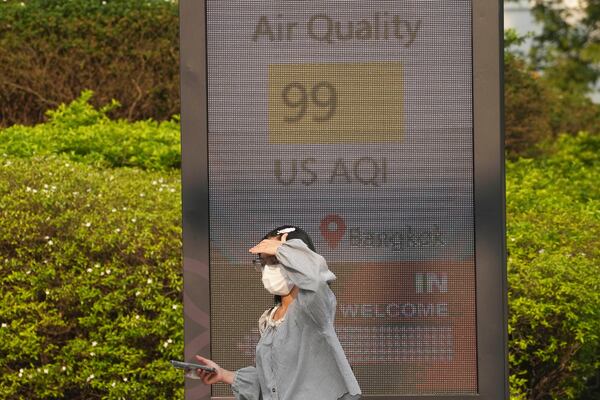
[0,91,181,171]
[0,153,184,399]
[506,133,600,399]
[0,0,179,128]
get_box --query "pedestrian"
[190,225,361,400]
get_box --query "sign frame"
[179,1,507,399]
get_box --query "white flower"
[152,180,158,185]
[86,188,92,192]
[47,240,53,246]
[94,263,100,268]
[131,218,136,223]
[106,269,111,275]
[72,191,79,196]
[1,323,7,328]
[123,377,128,382]
[32,189,37,193]
[84,222,91,227]
[159,188,163,192]
[65,163,70,167]
[44,236,50,240]
[172,304,178,310]
[86,268,93,273]
[26,186,32,192]
[100,272,104,276]
[538,249,545,254]
[26,270,31,275]
[45,290,50,295]
[90,352,95,356]
[109,175,114,180]
[92,341,97,347]
[62,366,66,371]
[51,185,56,190]
[44,184,49,189]
[147,278,153,284]
[163,341,169,348]
[86,374,95,382]
[111,381,116,387]
[112,208,117,212]
[135,291,141,296]
[139,193,145,197]
[170,188,176,193]
[167,338,173,343]
[135,315,140,320]
[19,368,23,373]
[122,207,128,211]
[18,372,23,378]
[114,228,121,233]
[43,368,48,374]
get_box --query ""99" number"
[282,81,337,123]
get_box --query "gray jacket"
[232,239,362,400]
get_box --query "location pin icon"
[320,214,347,249]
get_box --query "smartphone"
[170,360,216,373]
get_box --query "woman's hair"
[261,225,328,305]
[262,225,316,252]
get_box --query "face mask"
[261,263,294,295]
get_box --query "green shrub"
[504,52,554,158]
[0,153,184,399]
[0,91,181,171]
[0,0,179,128]
[506,133,600,399]
[504,29,600,159]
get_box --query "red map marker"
[320,214,347,249]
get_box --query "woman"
[191,225,361,400]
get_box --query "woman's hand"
[249,233,288,256]
[194,355,235,385]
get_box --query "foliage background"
[0,0,179,128]
[506,133,600,400]
[0,97,184,399]
[0,0,599,399]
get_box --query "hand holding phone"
[170,360,216,373]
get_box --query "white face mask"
[261,263,294,295]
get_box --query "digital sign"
[180,0,507,399]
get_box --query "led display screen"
[206,0,476,396]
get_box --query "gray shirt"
[232,239,362,400]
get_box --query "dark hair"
[262,225,316,252]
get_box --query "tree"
[517,0,600,95]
